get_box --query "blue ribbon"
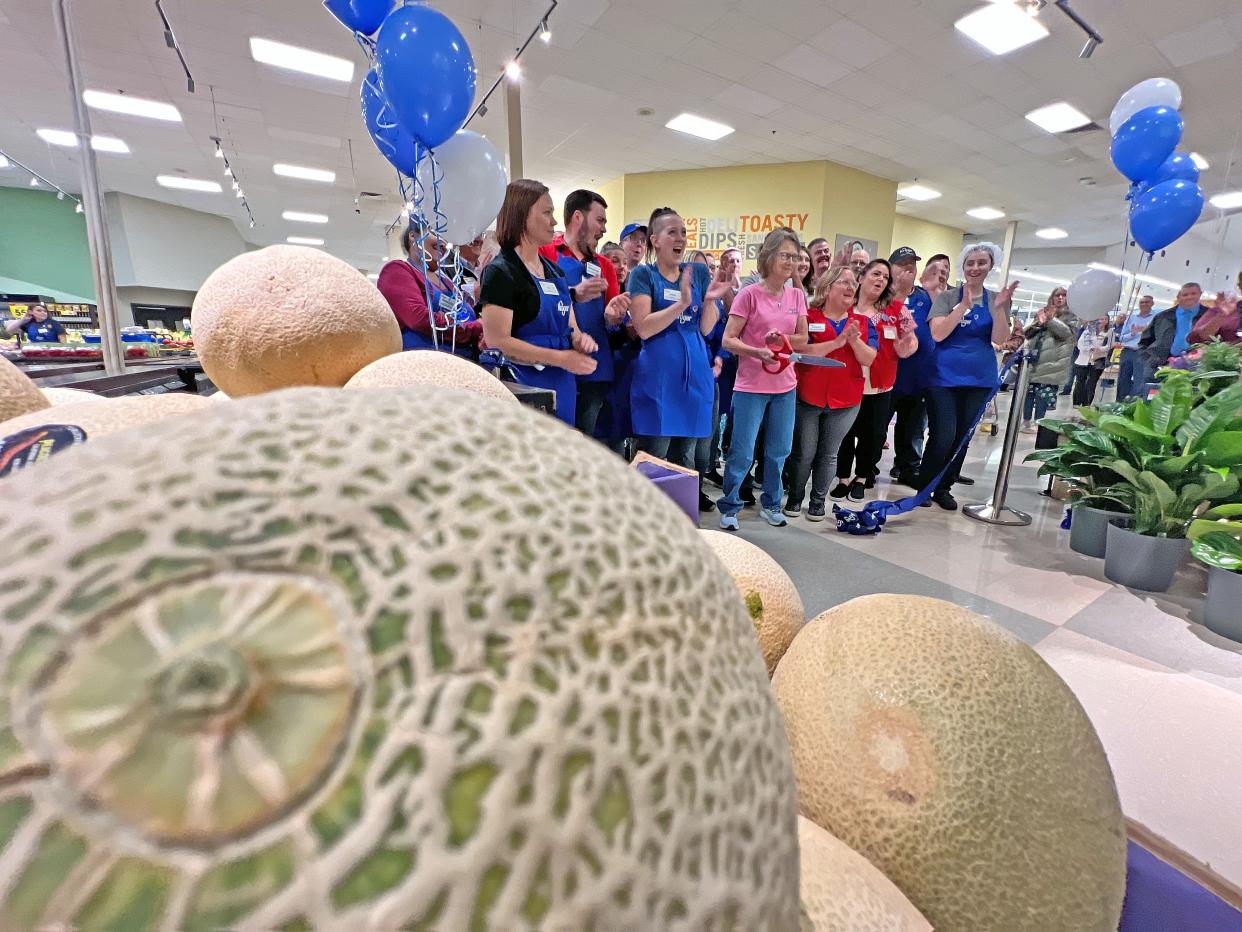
[833,351,1025,535]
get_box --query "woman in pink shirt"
[717,228,809,531]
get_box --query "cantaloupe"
[773,595,1126,931]
[192,245,401,397]
[700,530,804,675]
[344,350,519,407]
[40,386,106,405]
[0,385,801,929]
[0,355,49,422]
[797,815,929,932]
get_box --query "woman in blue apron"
[4,304,65,343]
[921,242,1020,510]
[376,225,480,358]
[478,179,598,426]
[627,208,728,467]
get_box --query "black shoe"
[932,489,958,511]
[830,481,849,500]
[955,475,976,486]
[740,485,756,505]
[864,476,876,490]
[889,465,901,479]
[699,492,716,513]
[807,502,826,522]
[704,468,724,486]
[893,470,919,488]
[919,499,932,508]
[848,480,866,501]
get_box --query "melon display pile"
[0,386,801,930]
[345,349,519,406]
[0,356,49,423]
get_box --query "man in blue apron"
[539,189,631,438]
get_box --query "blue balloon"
[323,0,390,36]
[1111,105,1184,183]
[1148,150,1200,187]
[361,67,419,176]
[376,4,476,149]
[1129,179,1204,253]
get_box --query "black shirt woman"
[479,179,598,425]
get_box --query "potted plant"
[1189,505,1242,640]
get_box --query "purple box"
[635,461,699,523]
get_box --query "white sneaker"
[719,513,740,532]
[761,507,788,528]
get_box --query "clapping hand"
[679,265,695,304]
[605,292,631,326]
[842,320,861,345]
[705,278,732,302]
[571,330,598,355]
[575,276,607,302]
[996,281,1020,312]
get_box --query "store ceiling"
[1,0,1241,278]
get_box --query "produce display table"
[28,361,203,397]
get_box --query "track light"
[57,191,65,200]
[224,165,233,177]
[76,203,84,214]
[539,18,550,42]
[1079,36,1099,58]
[505,61,521,81]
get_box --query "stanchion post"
[964,352,1034,526]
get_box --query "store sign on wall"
[686,213,811,259]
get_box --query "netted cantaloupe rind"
[0,385,800,930]
[0,356,49,423]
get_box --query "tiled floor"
[704,391,1242,890]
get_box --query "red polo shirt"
[796,307,873,409]
[539,235,620,302]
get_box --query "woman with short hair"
[376,223,481,356]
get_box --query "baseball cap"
[620,222,648,241]
[888,246,921,265]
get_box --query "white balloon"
[1067,269,1123,322]
[416,130,509,245]
[1109,77,1182,137]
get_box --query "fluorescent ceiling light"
[1007,271,1069,286]
[83,89,181,122]
[37,128,130,153]
[249,37,354,82]
[282,210,329,224]
[665,112,735,141]
[954,1,1049,55]
[1025,102,1091,133]
[1034,227,1068,239]
[1189,152,1209,171]
[967,206,1006,220]
[1088,262,1180,290]
[274,163,336,183]
[1209,191,1242,210]
[287,236,325,246]
[157,175,223,193]
[897,183,941,201]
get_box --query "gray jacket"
[1139,304,1207,370]
[1024,314,1074,386]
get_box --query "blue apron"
[553,251,613,383]
[401,261,476,356]
[509,268,576,425]
[630,266,713,438]
[25,321,61,343]
[930,287,998,389]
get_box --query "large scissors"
[762,332,846,374]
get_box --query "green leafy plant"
[1193,338,1241,398]
[1191,532,1242,573]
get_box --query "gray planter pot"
[1204,564,1242,642]
[1104,520,1189,592]
[1070,504,1131,558]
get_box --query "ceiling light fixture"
[0,155,8,169]
[36,128,130,153]
[214,145,224,159]
[1209,191,1242,210]
[1034,226,1069,239]
[539,18,551,42]
[505,60,522,81]
[1024,102,1091,133]
[1087,262,1180,290]
[967,206,1006,220]
[274,163,336,183]
[76,203,84,213]
[157,175,223,193]
[665,112,735,141]
[287,236,324,246]
[249,37,354,82]
[83,89,182,122]
[282,210,329,224]
[954,1,1049,55]
[1189,152,1209,171]
[29,177,40,187]
[897,183,942,201]
[1008,271,1070,286]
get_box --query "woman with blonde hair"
[1021,286,1073,432]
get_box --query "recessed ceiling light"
[1035,227,1069,239]
[37,128,129,153]
[273,163,336,183]
[954,1,1049,55]
[897,183,941,201]
[282,210,329,224]
[967,206,1006,220]
[287,236,325,246]
[665,113,735,141]
[1209,191,1242,210]
[1025,102,1091,133]
[157,175,223,193]
[1189,152,1210,171]
[83,89,181,122]
[249,37,354,82]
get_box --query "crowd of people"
[375,178,1242,531]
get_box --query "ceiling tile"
[772,44,853,89]
[807,17,896,69]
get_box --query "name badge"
[662,287,681,303]
[883,326,898,340]
[808,322,826,333]
[584,261,600,278]
[539,280,560,296]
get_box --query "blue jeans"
[1116,348,1147,401]
[718,389,796,517]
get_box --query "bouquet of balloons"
[1108,77,1204,255]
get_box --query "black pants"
[575,380,611,438]
[922,385,991,494]
[891,392,926,476]
[836,391,895,481]
[1072,364,1104,406]
[637,436,697,469]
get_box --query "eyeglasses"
[776,252,800,262]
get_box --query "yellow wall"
[818,162,899,260]
[596,175,627,243]
[891,214,965,273]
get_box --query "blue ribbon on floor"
[833,352,1025,535]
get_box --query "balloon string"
[405,154,441,352]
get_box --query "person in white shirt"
[1071,317,1114,406]
[1115,295,1156,399]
